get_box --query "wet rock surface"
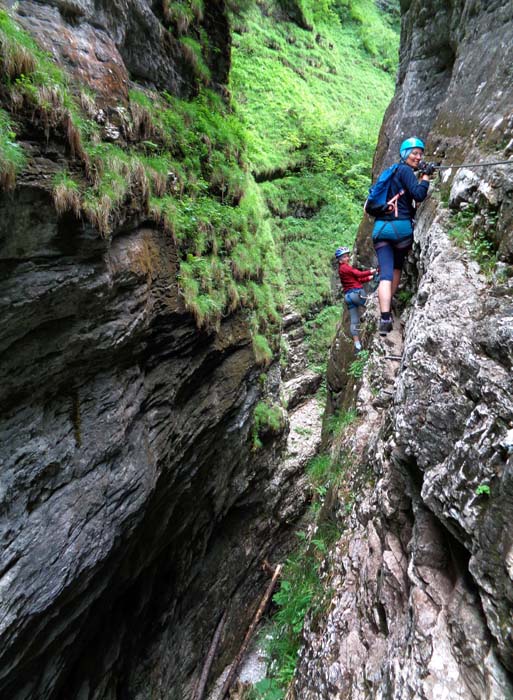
[292,0,513,697]
[0,184,300,699]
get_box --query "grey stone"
[294,1,513,698]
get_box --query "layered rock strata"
[0,184,301,698]
[0,2,306,698]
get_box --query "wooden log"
[217,563,283,700]
[194,610,227,700]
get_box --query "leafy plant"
[325,407,357,436]
[448,209,497,276]
[476,483,491,497]
[347,349,369,378]
[252,400,284,449]
[250,678,284,700]
[396,289,414,305]
[260,513,340,691]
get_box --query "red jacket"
[338,262,373,292]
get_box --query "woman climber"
[371,137,434,335]
[335,246,377,353]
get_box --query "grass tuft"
[52,171,81,217]
[180,36,211,83]
[0,107,25,189]
[0,11,37,79]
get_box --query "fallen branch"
[217,563,283,700]
[194,611,227,700]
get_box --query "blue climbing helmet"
[335,246,351,259]
[399,137,425,160]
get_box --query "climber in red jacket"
[336,247,377,353]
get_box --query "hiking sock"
[381,312,392,321]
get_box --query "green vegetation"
[231,0,398,312]
[304,305,341,372]
[0,107,25,189]
[347,348,369,378]
[253,523,338,697]
[164,0,204,31]
[476,483,491,497]
[252,410,360,697]
[396,288,414,305]
[325,407,357,437]
[448,208,497,276]
[0,0,397,365]
[0,8,285,350]
[252,400,285,449]
[253,447,355,698]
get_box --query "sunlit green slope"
[230,0,399,313]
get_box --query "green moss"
[252,399,284,448]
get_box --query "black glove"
[418,160,436,176]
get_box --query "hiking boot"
[379,318,393,336]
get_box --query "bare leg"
[377,280,392,313]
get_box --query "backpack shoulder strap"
[386,163,404,217]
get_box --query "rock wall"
[0,3,306,699]
[293,0,513,697]
[0,183,301,700]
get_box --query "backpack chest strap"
[386,189,405,217]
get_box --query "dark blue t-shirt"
[381,163,429,220]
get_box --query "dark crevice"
[253,161,304,183]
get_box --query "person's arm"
[353,267,377,281]
[400,165,430,202]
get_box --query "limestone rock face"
[293,1,513,698]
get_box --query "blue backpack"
[364,164,404,218]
